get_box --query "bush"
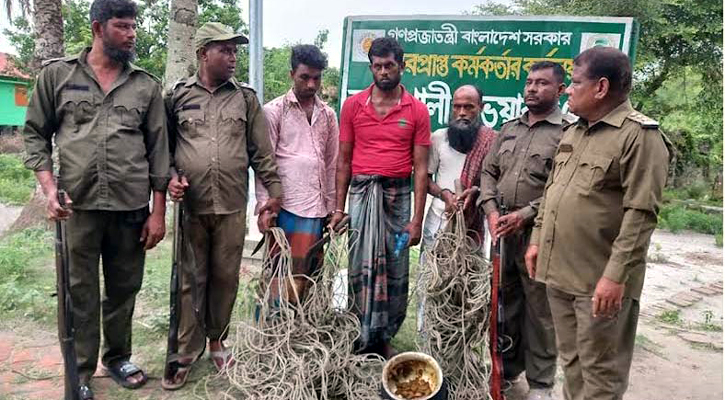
[0,153,35,205]
[658,203,723,235]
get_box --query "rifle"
[164,170,185,381]
[489,196,507,400]
[55,190,81,400]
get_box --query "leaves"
[472,0,723,192]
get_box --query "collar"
[186,72,236,90]
[597,99,634,128]
[579,99,633,129]
[520,106,564,126]
[361,84,411,107]
[284,88,323,108]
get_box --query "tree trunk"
[13,0,65,232]
[163,0,198,89]
[30,0,64,70]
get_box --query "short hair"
[573,47,632,96]
[290,44,328,71]
[456,84,484,105]
[529,61,566,84]
[90,0,137,25]
[368,37,404,64]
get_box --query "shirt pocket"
[113,97,148,131]
[220,105,247,137]
[497,138,516,167]
[552,150,572,182]
[59,90,96,129]
[177,109,205,138]
[575,154,613,194]
[527,145,555,183]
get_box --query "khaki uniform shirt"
[480,107,574,222]
[530,100,670,299]
[165,74,282,215]
[23,48,170,210]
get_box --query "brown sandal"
[161,362,192,390]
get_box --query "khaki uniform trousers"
[547,286,639,400]
[177,210,246,358]
[501,228,557,388]
[65,208,148,383]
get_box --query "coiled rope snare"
[418,208,494,400]
[204,227,385,399]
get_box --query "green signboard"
[339,15,638,130]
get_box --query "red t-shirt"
[339,85,431,178]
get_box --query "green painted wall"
[0,79,29,126]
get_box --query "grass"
[0,153,35,205]
[658,203,722,236]
[391,245,421,353]
[663,186,723,207]
[0,227,56,323]
[635,334,666,358]
[0,227,446,398]
[657,309,682,325]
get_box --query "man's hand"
[495,211,525,238]
[524,245,539,279]
[459,186,479,211]
[328,211,346,232]
[140,211,165,250]
[486,211,500,240]
[258,197,281,215]
[168,175,189,202]
[403,220,422,246]
[257,210,277,233]
[441,190,458,214]
[47,190,73,221]
[592,276,625,318]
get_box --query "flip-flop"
[209,347,234,372]
[106,360,148,389]
[161,362,192,390]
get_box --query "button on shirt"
[480,107,571,222]
[530,100,670,299]
[255,89,339,218]
[165,75,282,215]
[23,48,169,211]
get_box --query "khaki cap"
[195,22,249,51]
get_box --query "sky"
[0,0,488,66]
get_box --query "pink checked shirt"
[255,89,339,218]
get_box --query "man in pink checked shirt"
[256,44,339,297]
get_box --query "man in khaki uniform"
[480,61,573,400]
[162,23,282,390]
[525,47,670,400]
[23,0,168,397]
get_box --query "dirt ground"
[0,204,22,238]
[506,229,724,400]
[0,204,722,399]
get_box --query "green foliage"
[471,0,724,191]
[0,153,35,205]
[3,0,339,105]
[658,203,723,235]
[657,309,682,325]
[0,228,55,322]
[263,46,292,103]
[715,233,722,247]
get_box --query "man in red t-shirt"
[329,37,430,359]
